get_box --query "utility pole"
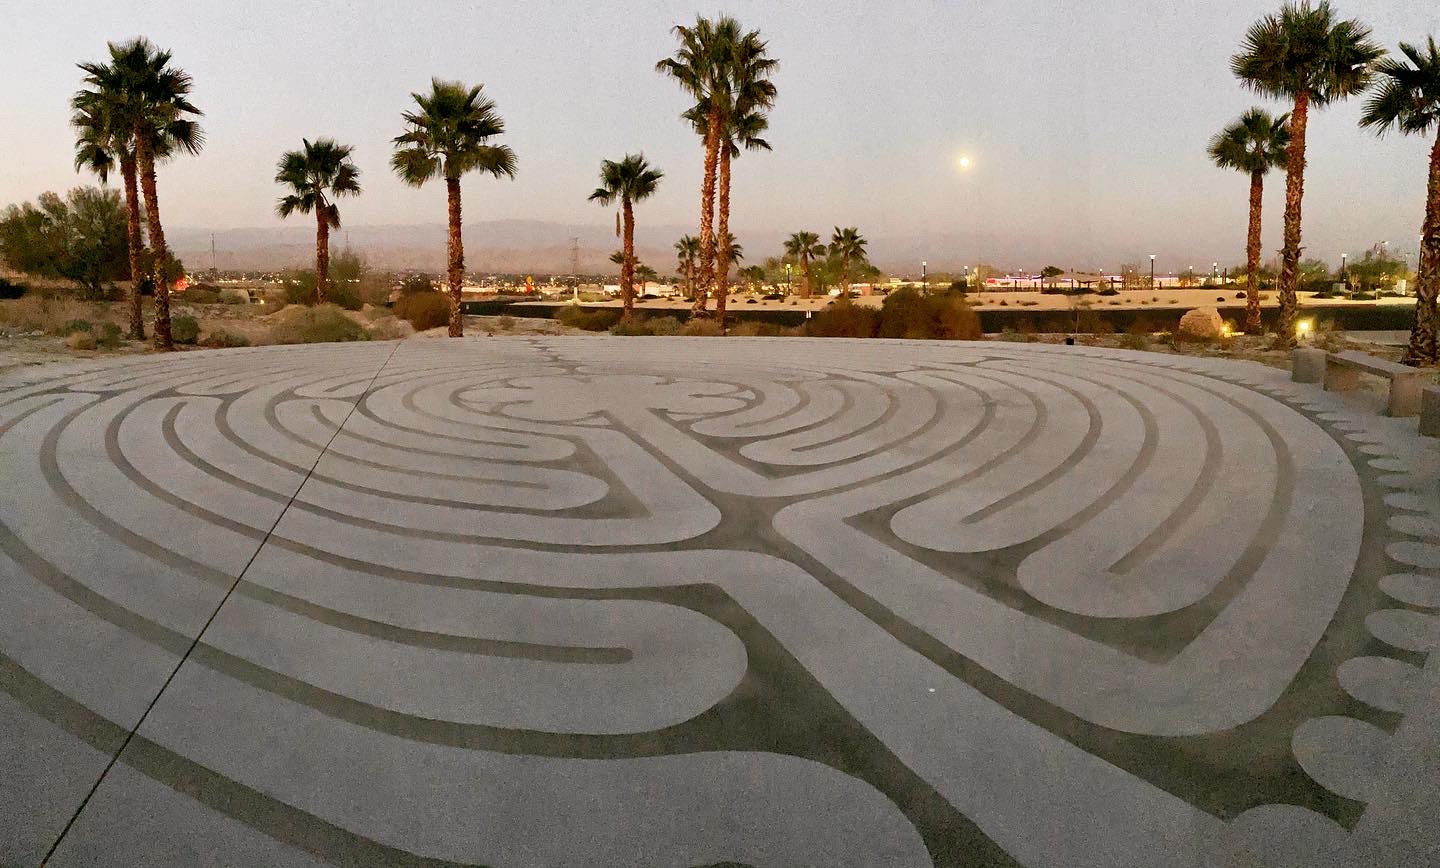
[570,237,580,302]
[210,233,217,273]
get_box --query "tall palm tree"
[658,16,739,313]
[784,230,825,297]
[1363,36,1440,365]
[70,95,148,340]
[675,235,700,300]
[718,232,743,284]
[1232,1,1383,345]
[275,138,361,306]
[588,153,663,320]
[682,30,777,327]
[830,227,867,298]
[78,38,204,350]
[392,79,517,337]
[1208,108,1290,335]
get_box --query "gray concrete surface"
[1,337,1438,867]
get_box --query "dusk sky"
[3,0,1436,271]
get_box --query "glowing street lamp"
[1149,254,1156,289]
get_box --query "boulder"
[1178,307,1224,339]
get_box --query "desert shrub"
[200,328,252,348]
[610,318,654,336]
[399,274,435,296]
[268,304,371,345]
[53,318,92,337]
[1235,291,1246,299]
[1098,287,1119,296]
[328,279,362,311]
[807,299,880,338]
[645,316,683,336]
[1075,307,1114,335]
[94,322,123,349]
[66,331,97,350]
[555,305,621,332]
[495,315,516,331]
[366,316,413,341]
[393,291,451,331]
[998,328,1033,343]
[681,317,724,336]
[219,290,248,304]
[182,287,221,304]
[729,320,783,337]
[171,313,200,344]
[1126,315,1164,335]
[1118,332,1150,351]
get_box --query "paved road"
[2,337,1437,866]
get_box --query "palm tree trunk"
[315,208,330,306]
[841,255,851,298]
[1276,89,1310,348]
[694,105,722,315]
[800,254,811,298]
[119,156,146,341]
[621,197,635,320]
[1406,131,1440,366]
[715,146,732,329]
[446,176,464,338]
[1245,170,1265,335]
[135,130,173,351]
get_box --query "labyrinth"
[2,336,1438,866]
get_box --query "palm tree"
[675,234,700,300]
[718,232,743,285]
[589,153,663,320]
[392,79,517,337]
[70,95,148,339]
[658,16,739,313]
[1362,37,1440,365]
[1208,108,1290,334]
[784,230,825,297]
[830,227,867,298]
[739,264,766,293]
[275,139,361,306]
[682,31,777,327]
[78,38,204,350]
[1232,1,1383,345]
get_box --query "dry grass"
[0,295,112,334]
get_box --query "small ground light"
[1297,318,1314,337]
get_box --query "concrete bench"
[1422,384,1440,437]
[1323,350,1427,417]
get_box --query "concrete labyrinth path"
[1,337,1437,866]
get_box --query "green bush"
[53,318,92,337]
[610,318,654,336]
[729,320,783,337]
[393,291,451,331]
[399,274,435,296]
[555,304,621,332]
[1118,332,1150,351]
[998,328,1033,343]
[808,299,880,338]
[681,317,724,336]
[200,328,251,348]
[328,279,362,311]
[182,287,221,304]
[875,287,982,340]
[646,315,683,336]
[94,321,123,349]
[219,290,248,305]
[268,304,371,345]
[171,313,200,344]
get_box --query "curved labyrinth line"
[0,338,1381,867]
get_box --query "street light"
[922,260,928,293]
[1341,252,1348,288]
[785,263,793,296]
[1149,254,1156,289]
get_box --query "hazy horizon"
[4,0,1437,273]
